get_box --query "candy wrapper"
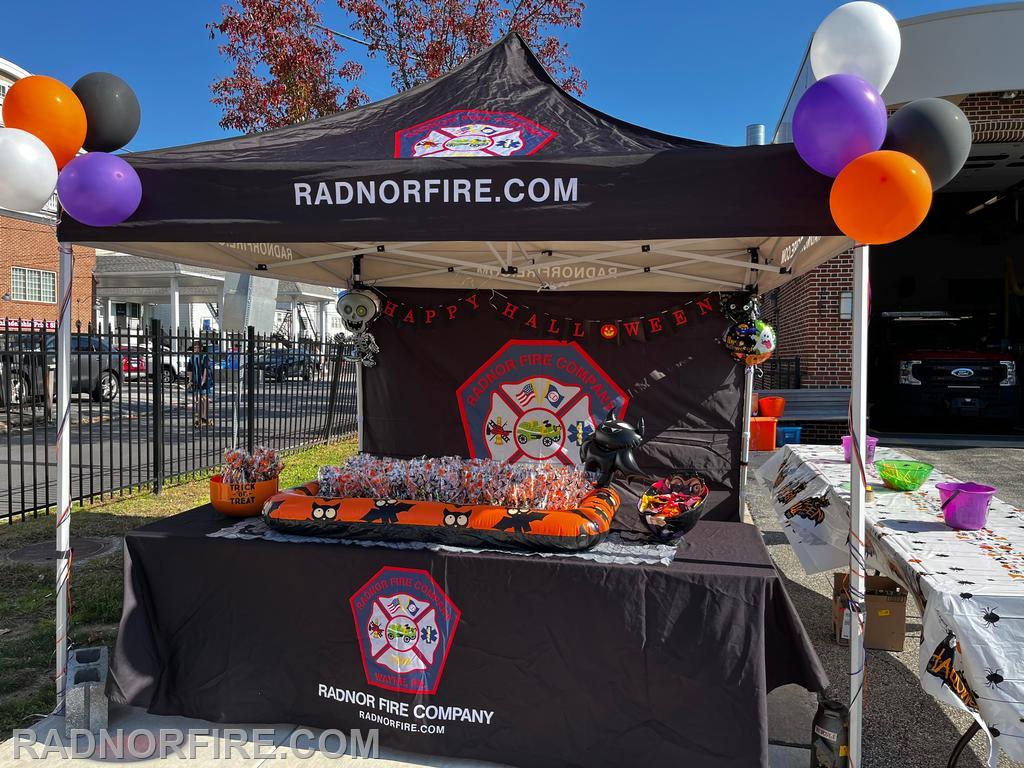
[318,455,592,509]
[221,447,283,484]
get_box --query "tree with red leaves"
[209,0,368,133]
[210,0,585,133]
[337,0,586,95]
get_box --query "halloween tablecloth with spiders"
[758,444,1024,764]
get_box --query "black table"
[112,506,826,768]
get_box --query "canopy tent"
[57,34,847,288]
[53,31,870,761]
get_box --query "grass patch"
[0,438,357,735]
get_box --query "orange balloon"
[829,150,933,245]
[2,75,87,169]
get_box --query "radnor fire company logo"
[351,567,460,695]
[395,110,557,158]
[457,340,628,466]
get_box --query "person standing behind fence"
[187,340,214,427]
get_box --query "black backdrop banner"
[364,289,742,529]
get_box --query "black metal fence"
[755,356,802,390]
[0,319,358,524]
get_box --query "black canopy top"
[59,34,844,291]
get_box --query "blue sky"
[0,0,994,151]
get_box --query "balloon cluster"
[0,72,141,226]
[722,295,776,367]
[794,2,972,244]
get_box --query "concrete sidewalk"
[2,702,814,767]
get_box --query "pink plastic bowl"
[937,481,997,531]
[842,435,878,463]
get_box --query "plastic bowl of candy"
[639,475,708,541]
[210,474,280,517]
[874,460,933,492]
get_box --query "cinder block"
[64,646,108,737]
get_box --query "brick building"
[762,4,1024,440]
[0,216,96,328]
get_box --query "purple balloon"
[792,74,887,177]
[57,152,141,227]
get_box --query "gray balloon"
[72,72,141,153]
[883,98,973,190]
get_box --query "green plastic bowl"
[874,460,934,491]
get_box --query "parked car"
[123,341,189,384]
[253,349,320,382]
[114,345,149,381]
[0,339,49,406]
[6,333,123,402]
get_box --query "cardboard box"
[832,574,907,652]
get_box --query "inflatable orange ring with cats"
[262,482,619,552]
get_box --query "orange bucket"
[758,396,786,418]
[210,474,280,517]
[750,417,778,451]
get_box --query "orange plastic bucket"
[210,474,280,517]
[758,396,786,418]
[750,417,778,451]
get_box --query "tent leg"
[55,241,73,710]
[849,244,870,766]
[739,365,754,516]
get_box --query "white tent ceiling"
[73,235,851,295]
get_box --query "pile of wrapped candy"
[639,475,708,524]
[318,455,592,510]
[221,447,283,484]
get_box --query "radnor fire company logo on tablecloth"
[395,110,557,158]
[351,567,460,695]
[457,340,629,466]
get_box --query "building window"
[838,290,854,321]
[11,267,57,304]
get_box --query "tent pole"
[356,362,364,452]
[739,364,754,516]
[849,244,870,766]
[55,241,73,710]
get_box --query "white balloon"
[0,128,58,213]
[810,2,902,93]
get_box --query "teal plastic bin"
[776,425,802,447]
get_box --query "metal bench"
[759,388,850,422]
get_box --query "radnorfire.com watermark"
[10,727,379,760]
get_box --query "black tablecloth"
[112,506,826,768]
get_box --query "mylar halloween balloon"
[337,289,381,367]
[724,319,776,366]
[579,410,646,488]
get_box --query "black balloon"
[884,97,972,190]
[72,72,141,153]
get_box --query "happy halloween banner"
[373,289,718,345]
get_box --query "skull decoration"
[337,289,381,367]
[579,410,647,488]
